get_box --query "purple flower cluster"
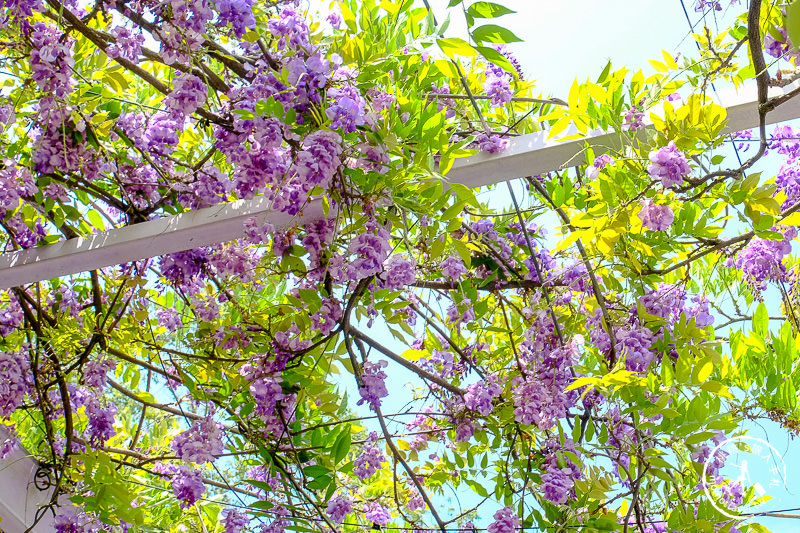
[463,375,502,416]
[1,426,19,459]
[164,74,207,119]
[216,0,255,37]
[383,254,416,290]
[347,222,392,281]
[311,297,342,336]
[624,105,644,131]
[326,86,366,133]
[172,465,206,508]
[616,327,656,372]
[483,63,512,107]
[494,44,524,80]
[430,84,456,119]
[268,8,311,50]
[365,503,391,525]
[692,433,728,487]
[0,349,30,417]
[106,26,145,63]
[734,229,794,293]
[160,247,209,285]
[487,506,519,533]
[326,494,353,524]
[84,396,117,446]
[586,154,614,180]
[647,141,691,187]
[639,198,674,231]
[295,130,343,190]
[145,113,181,155]
[0,0,42,23]
[29,22,75,98]
[358,360,389,410]
[171,416,224,464]
[513,343,579,429]
[222,508,251,533]
[540,438,582,505]
[476,133,509,154]
[440,256,467,281]
[353,432,385,480]
[260,506,290,533]
[82,357,116,389]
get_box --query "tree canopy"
[1,0,800,532]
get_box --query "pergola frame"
[0,83,798,289]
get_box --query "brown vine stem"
[44,0,229,126]
[349,336,447,533]
[106,346,183,383]
[408,301,486,380]
[346,327,465,396]
[526,178,618,365]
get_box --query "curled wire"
[34,463,54,491]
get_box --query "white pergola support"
[0,83,799,289]
[0,427,63,533]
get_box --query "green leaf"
[437,38,477,58]
[475,46,517,76]
[753,302,768,338]
[691,355,713,384]
[331,427,351,463]
[466,479,489,497]
[467,1,515,18]
[787,1,800,53]
[471,24,522,44]
[87,210,106,232]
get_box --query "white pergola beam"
[0,83,798,289]
[0,427,64,532]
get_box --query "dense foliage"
[2,0,800,532]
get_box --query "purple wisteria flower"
[0,349,30,417]
[483,63,512,107]
[84,396,117,446]
[624,105,644,131]
[82,357,116,389]
[106,26,145,63]
[440,256,467,281]
[476,133,508,154]
[358,360,389,410]
[463,375,502,416]
[639,198,674,231]
[326,494,353,524]
[616,327,656,372]
[172,465,205,508]
[383,254,416,290]
[222,508,250,533]
[326,86,366,133]
[647,141,691,187]
[365,503,391,525]
[540,438,582,505]
[347,223,392,281]
[164,74,207,119]
[216,0,255,37]
[145,113,181,155]
[1,427,19,459]
[171,416,224,464]
[353,432,385,480]
[487,506,520,533]
[586,154,614,180]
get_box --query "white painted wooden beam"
[0,426,64,532]
[0,83,798,289]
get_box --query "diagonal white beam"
[0,426,67,532]
[0,83,798,289]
